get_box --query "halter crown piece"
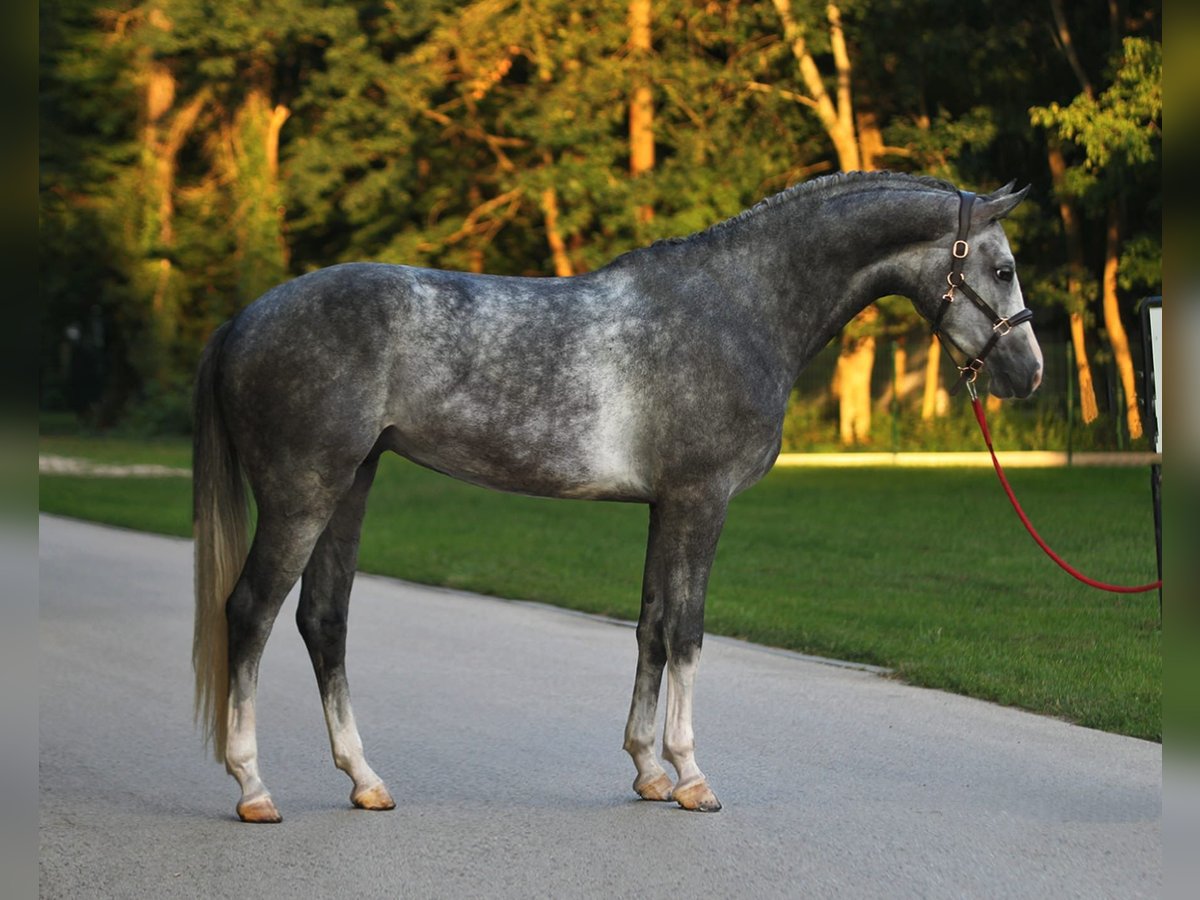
[931,191,1035,396]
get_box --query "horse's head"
[920,183,1043,400]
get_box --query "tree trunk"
[1050,0,1095,100]
[147,78,207,320]
[836,304,878,445]
[1103,201,1143,439]
[921,335,945,421]
[770,1,879,440]
[770,0,861,172]
[892,337,909,401]
[539,185,574,277]
[226,89,291,304]
[837,328,876,445]
[1046,0,1101,426]
[1068,312,1098,423]
[628,0,654,222]
[824,2,860,170]
[837,327,877,444]
[855,109,885,173]
[1046,141,1099,423]
[135,45,207,385]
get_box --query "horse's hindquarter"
[218,264,414,491]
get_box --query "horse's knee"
[635,618,666,663]
[664,625,704,666]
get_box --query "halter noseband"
[931,191,1034,396]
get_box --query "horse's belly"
[385,391,652,502]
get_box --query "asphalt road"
[40,514,1161,898]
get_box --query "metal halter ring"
[959,359,985,382]
[952,239,970,259]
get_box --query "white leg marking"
[225,687,282,820]
[225,690,267,800]
[624,669,671,798]
[662,655,722,810]
[322,689,394,810]
[662,656,705,789]
[326,701,384,791]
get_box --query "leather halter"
[932,191,1034,396]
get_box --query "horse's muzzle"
[990,361,1042,399]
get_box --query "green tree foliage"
[1031,37,1161,192]
[40,0,1162,439]
[1029,33,1161,298]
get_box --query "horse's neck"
[708,186,946,379]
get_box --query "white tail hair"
[192,322,249,762]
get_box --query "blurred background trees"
[40,0,1160,449]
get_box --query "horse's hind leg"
[225,504,335,823]
[296,456,395,812]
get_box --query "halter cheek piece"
[931,191,1034,396]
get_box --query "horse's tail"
[192,321,249,763]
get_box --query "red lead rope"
[970,396,1162,594]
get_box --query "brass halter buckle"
[993,317,1013,336]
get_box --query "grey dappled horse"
[193,171,1042,822]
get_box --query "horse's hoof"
[352,782,396,811]
[236,794,282,823]
[673,779,722,812]
[633,772,674,802]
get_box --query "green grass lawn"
[39,436,1161,741]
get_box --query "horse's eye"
[995,267,1014,282]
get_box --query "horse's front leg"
[623,504,673,802]
[624,493,728,812]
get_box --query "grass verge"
[39,438,1161,741]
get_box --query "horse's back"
[214,263,657,500]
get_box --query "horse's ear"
[975,183,1029,222]
[989,179,1018,198]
